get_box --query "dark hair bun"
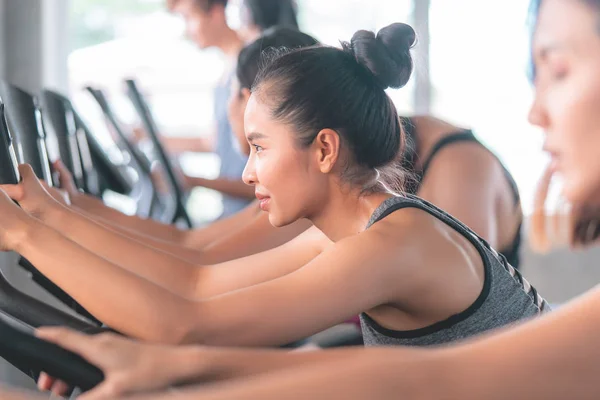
[347,22,416,89]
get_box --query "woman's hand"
[41,183,71,207]
[36,327,189,399]
[0,164,63,221]
[0,386,47,400]
[52,160,79,197]
[0,187,34,252]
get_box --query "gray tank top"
[360,195,549,347]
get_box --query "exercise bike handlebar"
[0,312,104,392]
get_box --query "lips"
[542,141,561,168]
[255,192,271,211]
[255,192,268,201]
[545,149,561,171]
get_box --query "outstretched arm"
[37,328,404,399]
[1,180,384,346]
[138,282,600,400]
[53,158,301,264]
[54,159,255,249]
[198,212,312,264]
[69,192,187,244]
[2,166,286,297]
[0,387,46,400]
[68,198,263,265]
[186,176,255,200]
[127,354,431,400]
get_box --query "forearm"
[0,387,46,400]
[70,193,185,244]
[177,346,375,384]
[188,177,255,200]
[42,204,199,296]
[201,215,312,264]
[180,202,259,249]
[125,348,433,400]
[77,209,205,264]
[16,219,195,343]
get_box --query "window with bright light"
[69,0,225,222]
[430,0,546,214]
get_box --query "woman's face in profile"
[529,0,600,205]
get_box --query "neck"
[215,26,243,60]
[309,189,393,242]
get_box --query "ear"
[241,88,252,104]
[312,129,341,174]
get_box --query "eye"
[545,59,568,82]
[253,144,264,153]
[550,67,567,81]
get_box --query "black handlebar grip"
[0,317,104,392]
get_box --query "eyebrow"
[246,132,267,142]
[536,43,562,61]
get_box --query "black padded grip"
[0,315,104,392]
[0,103,21,185]
[0,81,53,186]
[39,91,86,190]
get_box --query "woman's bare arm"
[38,328,422,399]
[69,193,187,244]
[198,212,312,264]
[70,192,261,250]
[0,387,46,400]
[103,286,600,400]
[121,351,433,400]
[11,202,386,346]
[151,284,600,400]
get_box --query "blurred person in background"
[237,0,299,42]
[154,0,301,219]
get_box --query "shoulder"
[324,205,466,301]
[337,205,442,266]
[423,141,503,189]
[434,139,498,171]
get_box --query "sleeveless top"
[360,195,549,347]
[213,71,253,219]
[400,117,522,269]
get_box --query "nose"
[528,92,549,129]
[242,153,257,186]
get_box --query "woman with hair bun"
[0,24,549,398]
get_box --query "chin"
[195,39,211,49]
[267,212,295,228]
[563,176,600,207]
